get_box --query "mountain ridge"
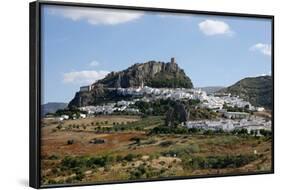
[41,102,68,116]
[218,75,272,109]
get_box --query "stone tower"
[171,57,176,64]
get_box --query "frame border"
[29,1,274,189]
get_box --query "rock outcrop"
[69,58,193,108]
[96,58,193,89]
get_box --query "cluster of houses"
[79,100,140,115]
[117,86,201,100]
[186,115,271,134]
[54,84,271,134]
[117,86,263,111]
[77,86,266,120]
[57,113,87,121]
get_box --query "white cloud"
[198,19,233,36]
[89,60,100,67]
[63,70,109,84]
[250,43,271,56]
[49,6,143,25]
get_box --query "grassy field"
[41,115,272,185]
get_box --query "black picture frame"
[30,1,274,188]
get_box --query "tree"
[67,139,74,145]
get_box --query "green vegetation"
[42,125,271,185]
[150,126,188,134]
[219,75,272,109]
[132,99,202,117]
[161,144,200,157]
[223,103,252,113]
[47,154,60,160]
[60,153,143,172]
[124,153,140,162]
[259,129,272,137]
[150,125,272,138]
[131,99,217,128]
[46,153,144,184]
[232,128,248,135]
[146,71,193,88]
[182,154,261,170]
[159,140,174,147]
[129,164,167,180]
[55,107,86,118]
[189,108,218,120]
[67,139,74,145]
[42,98,272,185]
[60,155,115,171]
[132,99,174,116]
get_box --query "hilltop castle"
[79,57,187,92]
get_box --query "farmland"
[41,115,272,185]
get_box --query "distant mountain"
[197,86,224,94]
[69,58,193,107]
[218,76,272,109]
[41,102,68,115]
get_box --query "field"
[41,115,272,185]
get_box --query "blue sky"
[41,5,272,104]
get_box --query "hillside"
[219,76,272,109]
[197,86,224,94]
[69,58,193,107]
[41,102,68,116]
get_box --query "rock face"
[219,76,272,109]
[69,84,127,107]
[97,58,193,89]
[165,102,190,128]
[68,58,193,108]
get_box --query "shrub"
[56,124,63,130]
[60,155,114,172]
[182,154,259,170]
[124,154,136,162]
[259,129,272,137]
[86,156,112,168]
[74,171,85,181]
[52,129,57,133]
[159,140,174,147]
[67,139,74,145]
[48,154,59,160]
[130,137,142,145]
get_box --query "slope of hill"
[69,58,193,107]
[218,76,272,109]
[197,86,224,94]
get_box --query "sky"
[41,5,272,104]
